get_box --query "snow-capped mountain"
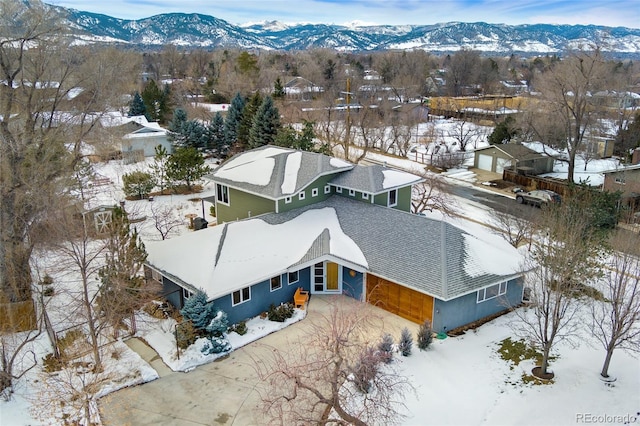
[49,4,640,57]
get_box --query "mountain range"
[49,3,640,58]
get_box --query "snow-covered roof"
[329,163,424,194]
[209,146,422,199]
[146,204,368,300]
[146,196,523,302]
[209,145,354,199]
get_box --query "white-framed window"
[336,187,343,193]
[388,189,398,207]
[288,270,299,285]
[285,196,292,204]
[216,184,229,205]
[151,269,162,282]
[614,176,626,184]
[324,185,331,194]
[477,281,508,303]
[312,188,319,197]
[299,191,306,200]
[232,286,251,306]
[182,288,192,300]
[362,192,369,200]
[349,189,356,196]
[270,275,282,291]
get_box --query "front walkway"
[99,295,416,425]
[125,337,174,378]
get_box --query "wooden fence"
[502,169,570,196]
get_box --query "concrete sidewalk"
[99,295,416,425]
[125,337,174,378]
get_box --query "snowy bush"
[267,303,294,322]
[180,290,217,330]
[377,333,394,363]
[398,327,413,356]
[200,336,231,355]
[205,310,229,337]
[417,320,433,350]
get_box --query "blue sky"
[48,0,640,28]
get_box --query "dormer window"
[388,189,397,207]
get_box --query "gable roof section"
[146,199,523,303]
[209,145,354,200]
[146,203,368,301]
[475,143,547,161]
[329,163,424,194]
[261,197,522,300]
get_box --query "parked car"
[515,189,561,207]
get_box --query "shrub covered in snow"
[205,310,229,337]
[180,289,218,330]
[267,303,294,322]
[200,336,231,355]
[398,327,413,356]
[417,320,433,350]
[377,333,394,363]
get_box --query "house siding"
[210,267,312,326]
[603,169,640,198]
[216,187,275,223]
[431,277,523,333]
[277,175,336,213]
[341,267,363,300]
[372,186,412,212]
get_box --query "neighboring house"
[121,115,172,162]
[474,143,554,175]
[145,146,525,333]
[284,77,323,101]
[601,163,640,221]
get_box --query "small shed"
[474,143,554,175]
[83,205,118,235]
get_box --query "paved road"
[445,180,541,220]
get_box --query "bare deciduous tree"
[150,203,184,240]
[513,197,605,378]
[521,48,611,183]
[411,171,458,217]
[591,231,640,379]
[253,299,412,425]
[489,208,534,248]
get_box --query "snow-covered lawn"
[1,117,635,425]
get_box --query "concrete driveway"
[99,295,417,426]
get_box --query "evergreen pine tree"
[417,320,433,350]
[238,92,262,150]
[141,79,164,122]
[377,333,394,363]
[168,108,188,136]
[128,91,146,117]
[149,145,171,193]
[249,95,281,149]
[208,112,226,157]
[224,93,245,150]
[180,290,217,330]
[398,327,413,356]
[205,310,229,337]
[273,77,285,98]
[166,147,211,191]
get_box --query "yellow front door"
[326,262,339,291]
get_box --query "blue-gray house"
[144,145,525,333]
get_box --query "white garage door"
[495,158,511,174]
[477,154,493,171]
